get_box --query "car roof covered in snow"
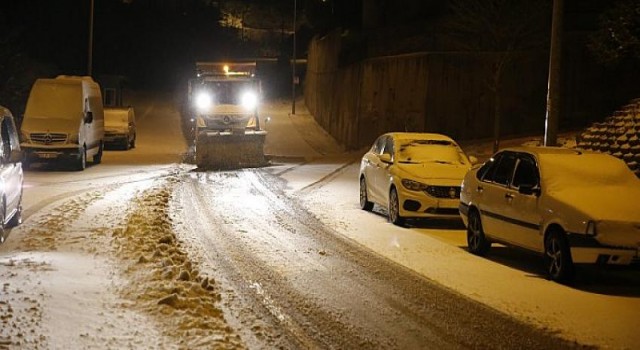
[501,146,639,188]
[386,132,456,142]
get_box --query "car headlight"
[401,179,428,191]
[195,92,212,111]
[585,220,597,237]
[241,91,258,110]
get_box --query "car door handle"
[505,193,514,199]
[476,186,483,193]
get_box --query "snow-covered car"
[459,146,640,282]
[359,132,476,226]
[104,107,136,150]
[0,105,24,243]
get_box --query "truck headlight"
[241,91,258,110]
[195,92,212,111]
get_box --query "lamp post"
[87,0,94,76]
[544,0,563,147]
[291,0,297,115]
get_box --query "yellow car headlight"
[401,179,428,191]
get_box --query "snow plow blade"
[195,130,267,170]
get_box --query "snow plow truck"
[188,62,267,169]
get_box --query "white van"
[104,107,136,150]
[20,76,105,170]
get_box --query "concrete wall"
[305,31,550,150]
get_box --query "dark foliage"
[588,0,640,65]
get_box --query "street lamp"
[291,0,297,115]
[87,0,94,76]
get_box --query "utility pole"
[291,0,297,115]
[88,0,95,76]
[544,0,563,146]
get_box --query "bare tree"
[446,0,550,152]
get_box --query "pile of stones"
[577,98,640,177]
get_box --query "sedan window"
[382,136,394,157]
[372,136,385,154]
[512,156,539,188]
[484,153,517,186]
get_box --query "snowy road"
[0,93,638,349]
[171,168,576,349]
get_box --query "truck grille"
[425,186,461,199]
[30,133,67,145]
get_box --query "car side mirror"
[379,153,392,164]
[518,184,541,196]
[468,156,478,165]
[84,111,94,124]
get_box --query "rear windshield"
[105,110,129,127]
[397,139,469,165]
[25,82,82,119]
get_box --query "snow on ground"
[1,91,243,349]
[2,90,638,349]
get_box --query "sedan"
[360,132,475,226]
[459,147,640,282]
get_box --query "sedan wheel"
[544,231,574,282]
[388,187,405,226]
[359,177,373,211]
[467,210,490,255]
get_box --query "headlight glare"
[241,91,258,110]
[401,179,428,191]
[195,92,212,111]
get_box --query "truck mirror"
[84,111,94,124]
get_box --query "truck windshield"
[201,80,256,104]
[25,82,83,120]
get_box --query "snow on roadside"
[110,176,244,350]
[1,166,244,349]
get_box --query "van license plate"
[38,153,58,159]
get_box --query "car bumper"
[397,187,461,219]
[568,233,639,265]
[21,145,82,162]
[104,133,128,144]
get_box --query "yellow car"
[359,132,475,226]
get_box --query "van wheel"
[76,147,87,171]
[93,142,103,164]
